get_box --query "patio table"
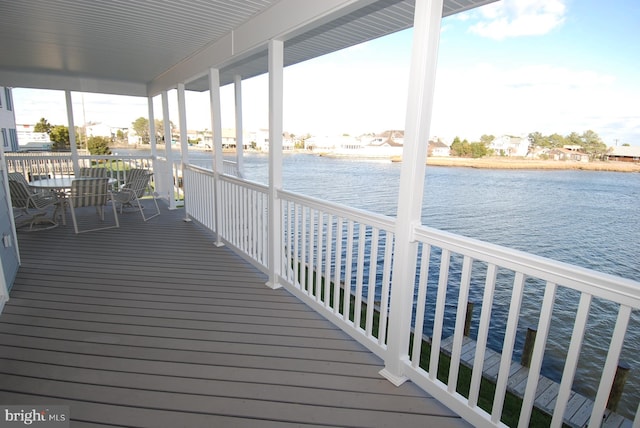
[30,177,117,225]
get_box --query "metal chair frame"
[68,178,120,234]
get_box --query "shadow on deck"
[0,202,468,427]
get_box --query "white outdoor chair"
[111,171,160,221]
[68,178,119,234]
[78,167,108,178]
[8,178,61,231]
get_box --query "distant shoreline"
[422,157,640,173]
[130,146,640,172]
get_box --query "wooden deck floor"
[0,202,468,427]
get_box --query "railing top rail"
[6,153,152,160]
[279,188,396,233]
[185,164,215,177]
[220,172,268,194]
[415,225,640,307]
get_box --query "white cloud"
[469,0,567,40]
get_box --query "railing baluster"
[307,208,315,297]
[365,228,380,337]
[589,305,632,427]
[300,206,308,292]
[343,220,354,323]
[324,213,334,310]
[448,255,473,393]
[293,203,300,288]
[283,200,292,282]
[492,272,526,423]
[468,263,497,408]
[518,281,557,428]
[411,242,431,368]
[354,224,366,330]
[315,211,325,304]
[333,217,344,315]
[429,248,451,380]
[378,233,393,345]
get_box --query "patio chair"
[68,178,119,234]
[8,179,61,231]
[8,172,36,189]
[111,171,160,221]
[79,167,107,177]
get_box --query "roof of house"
[429,141,449,148]
[609,146,640,157]
[0,0,496,97]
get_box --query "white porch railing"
[4,152,201,208]
[5,153,241,210]
[182,165,640,428]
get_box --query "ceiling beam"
[0,70,147,97]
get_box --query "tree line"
[448,130,608,160]
[33,118,114,154]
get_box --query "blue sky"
[12,0,640,146]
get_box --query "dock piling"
[607,361,630,412]
[521,327,537,368]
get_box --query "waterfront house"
[489,135,529,157]
[607,146,640,163]
[549,148,589,162]
[428,140,451,157]
[0,1,638,427]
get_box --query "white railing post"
[161,90,177,210]
[177,83,190,218]
[380,0,444,385]
[266,39,284,290]
[65,90,80,176]
[148,95,158,179]
[234,75,244,178]
[210,68,225,247]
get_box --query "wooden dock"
[439,335,632,428]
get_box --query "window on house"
[4,88,12,111]
[9,128,18,152]
[1,128,7,148]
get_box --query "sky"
[11,0,640,147]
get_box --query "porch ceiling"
[0,0,495,96]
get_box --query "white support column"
[209,68,225,247]
[147,96,158,186]
[234,75,244,177]
[161,91,177,209]
[177,83,189,217]
[177,83,189,164]
[147,96,157,157]
[379,0,444,385]
[266,39,284,290]
[65,90,79,176]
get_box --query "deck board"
[0,202,468,427]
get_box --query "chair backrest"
[125,169,151,197]
[70,178,110,208]
[122,176,149,198]
[8,180,31,209]
[7,172,32,189]
[79,167,107,178]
